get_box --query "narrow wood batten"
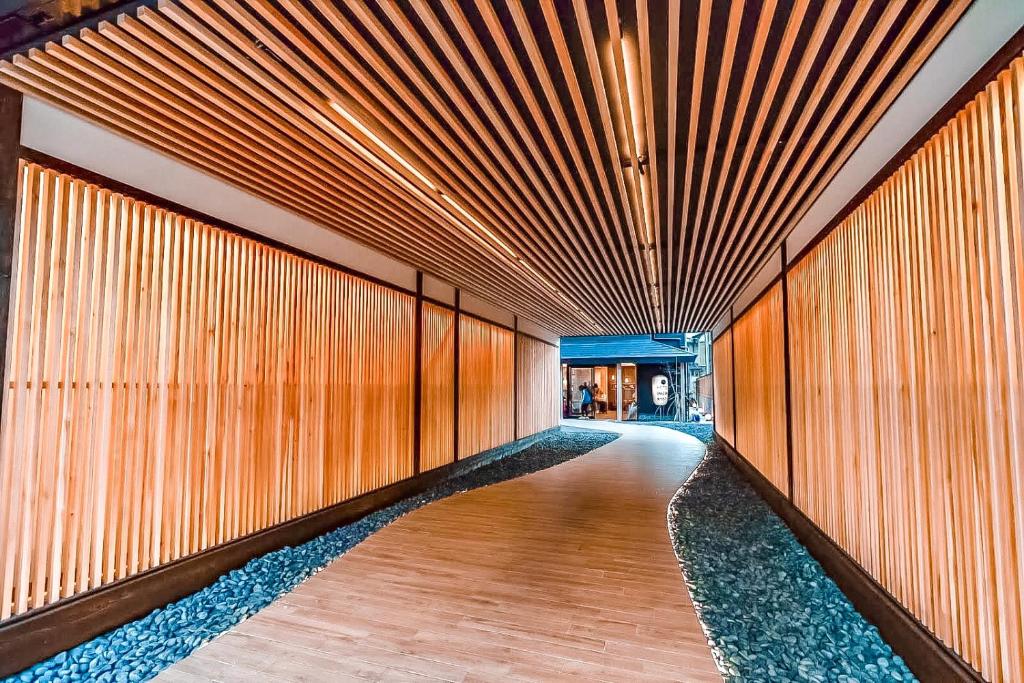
[732,282,788,494]
[711,329,734,446]
[419,301,455,473]
[458,315,515,459]
[515,333,560,439]
[0,160,563,666]
[712,49,1024,683]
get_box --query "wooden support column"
[780,244,795,501]
[412,271,423,475]
[564,362,571,418]
[513,315,519,440]
[0,85,21,430]
[453,288,461,461]
[615,363,623,421]
[730,307,737,440]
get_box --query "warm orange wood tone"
[732,283,788,493]
[419,302,455,472]
[516,335,559,439]
[156,423,720,683]
[0,1,966,332]
[782,56,1024,683]
[711,330,734,446]
[0,162,417,620]
[458,316,514,459]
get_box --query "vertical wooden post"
[730,307,737,441]
[513,315,519,440]
[0,86,22,431]
[615,363,623,421]
[412,272,423,475]
[780,245,795,501]
[453,288,461,461]
[564,363,572,417]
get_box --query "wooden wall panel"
[458,317,514,458]
[0,162,416,620]
[785,55,1024,683]
[712,330,734,445]
[516,335,559,438]
[695,373,713,414]
[420,302,454,471]
[732,283,788,493]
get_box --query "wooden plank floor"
[158,422,721,682]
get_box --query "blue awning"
[560,335,697,365]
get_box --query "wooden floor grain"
[157,422,720,682]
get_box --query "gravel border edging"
[648,423,915,682]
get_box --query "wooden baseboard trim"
[714,436,983,683]
[0,426,559,678]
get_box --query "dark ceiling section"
[0,1,969,334]
[0,0,129,54]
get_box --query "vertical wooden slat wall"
[712,330,734,445]
[419,302,455,471]
[516,335,559,438]
[732,283,789,493]
[458,316,514,458]
[717,55,1024,683]
[0,162,558,625]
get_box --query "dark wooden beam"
[453,288,461,461]
[0,85,22,431]
[780,244,795,501]
[412,271,424,475]
[513,314,519,440]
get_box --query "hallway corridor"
[157,423,719,682]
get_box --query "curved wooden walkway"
[158,422,720,682]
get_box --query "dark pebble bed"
[651,422,916,683]
[6,426,617,683]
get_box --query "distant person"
[594,384,607,413]
[579,383,593,419]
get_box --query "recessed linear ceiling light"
[310,108,504,262]
[321,98,602,333]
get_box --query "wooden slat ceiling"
[0,0,969,335]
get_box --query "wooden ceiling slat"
[675,0,809,329]
[664,0,681,319]
[292,0,604,330]
[672,0,711,328]
[451,0,644,332]
[603,0,663,327]
[1,0,965,334]
[692,1,967,329]
[706,1,963,326]
[682,0,865,326]
[244,0,595,316]
[539,1,648,331]
[414,0,629,323]
[677,0,777,330]
[571,0,652,329]
[164,0,597,331]
[502,0,646,331]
